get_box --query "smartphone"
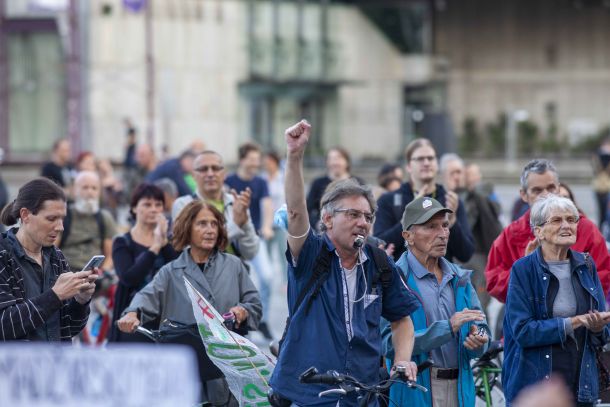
[82,255,105,271]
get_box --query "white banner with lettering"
[184,277,276,406]
[0,344,200,407]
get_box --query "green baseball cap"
[401,196,453,230]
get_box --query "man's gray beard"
[74,198,99,214]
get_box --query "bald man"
[58,171,117,271]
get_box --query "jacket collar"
[533,245,587,272]
[175,248,220,301]
[398,250,470,279]
[3,227,55,259]
[322,232,369,265]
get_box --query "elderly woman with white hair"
[503,195,610,406]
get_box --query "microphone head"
[353,235,365,249]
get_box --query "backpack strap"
[302,245,333,315]
[95,211,107,253]
[278,244,333,353]
[368,244,393,294]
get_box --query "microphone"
[353,235,365,249]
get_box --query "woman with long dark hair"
[0,177,95,341]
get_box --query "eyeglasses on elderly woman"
[538,215,580,227]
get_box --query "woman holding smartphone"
[108,183,178,342]
[0,178,96,341]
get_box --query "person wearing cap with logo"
[382,196,490,407]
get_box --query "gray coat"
[124,249,262,406]
[124,249,262,330]
[171,190,260,260]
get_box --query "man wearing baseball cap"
[382,196,490,407]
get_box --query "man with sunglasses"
[269,120,421,407]
[172,150,260,260]
[485,159,610,303]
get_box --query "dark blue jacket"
[503,248,610,405]
[373,183,474,262]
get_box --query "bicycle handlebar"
[300,359,434,400]
[300,367,347,385]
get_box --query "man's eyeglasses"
[334,208,375,224]
[410,155,436,163]
[539,216,580,227]
[194,165,224,173]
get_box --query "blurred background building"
[1,0,610,164]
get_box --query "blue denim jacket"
[503,248,610,405]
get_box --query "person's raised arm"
[285,120,312,259]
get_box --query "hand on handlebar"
[117,311,140,333]
[392,360,417,381]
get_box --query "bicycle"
[297,360,433,407]
[473,339,505,407]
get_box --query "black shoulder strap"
[298,245,333,315]
[368,244,393,291]
[278,244,333,354]
[59,207,72,249]
[95,211,107,253]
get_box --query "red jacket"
[485,209,610,303]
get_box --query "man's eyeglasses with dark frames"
[410,156,436,163]
[334,208,375,224]
[194,165,224,173]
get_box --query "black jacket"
[0,229,90,341]
[373,183,475,262]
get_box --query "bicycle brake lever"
[406,381,428,393]
[318,389,348,397]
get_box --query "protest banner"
[184,277,275,406]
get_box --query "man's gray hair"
[439,153,464,174]
[520,159,559,191]
[319,179,376,232]
[529,195,578,231]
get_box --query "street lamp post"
[506,109,529,172]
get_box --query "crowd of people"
[1,121,610,407]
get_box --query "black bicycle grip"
[299,367,343,384]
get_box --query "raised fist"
[285,120,311,155]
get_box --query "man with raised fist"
[268,120,421,407]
